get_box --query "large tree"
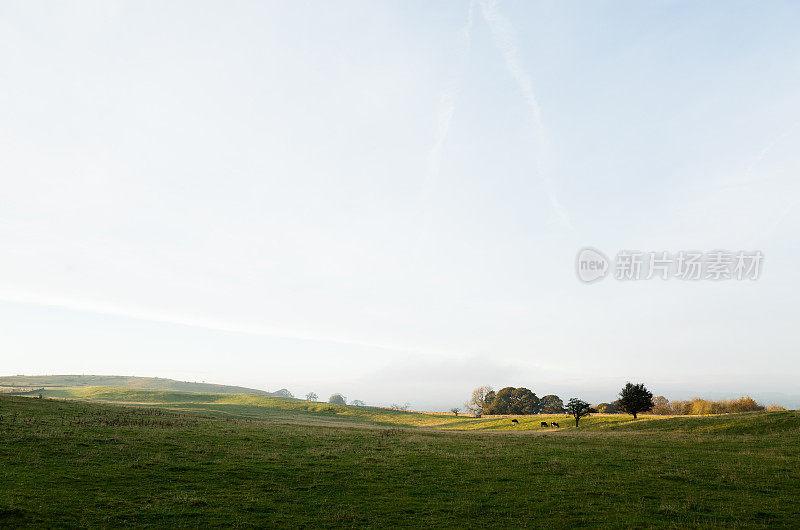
[486,387,511,414]
[565,398,592,427]
[540,394,565,414]
[618,382,654,419]
[487,387,541,415]
[465,385,494,415]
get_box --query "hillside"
[0,375,279,396]
[1,394,798,526]
[36,386,800,433]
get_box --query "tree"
[465,385,494,415]
[486,387,513,414]
[652,395,670,415]
[273,388,294,398]
[565,398,592,427]
[618,382,654,419]
[450,407,461,416]
[350,399,365,407]
[540,394,565,414]
[597,400,622,413]
[485,387,541,415]
[305,392,318,402]
[484,390,495,410]
[328,393,346,405]
[511,387,541,414]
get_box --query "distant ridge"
[0,375,287,396]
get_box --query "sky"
[1,0,799,410]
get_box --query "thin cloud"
[0,290,464,360]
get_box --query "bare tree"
[465,385,494,416]
[305,392,318,402]
[450,407,461,416]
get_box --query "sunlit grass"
[40,386,676,431]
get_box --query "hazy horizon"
[2,1,799,411]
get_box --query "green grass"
[1,391,799,527]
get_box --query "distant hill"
[0,375,290,396]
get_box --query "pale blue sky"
[1,1,799,409]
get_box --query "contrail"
[422,0,475,227]
[744,120,800,237]
[746,119,800,177]
[478,0,570,226]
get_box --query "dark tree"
[486,387,541,415]
[328,393,347,405]
[540,394,565,414]
[513,388,541,415]
[565,398,592,427]
[484,390,496,409]
[486,387,514,414]
[618,382,654,419]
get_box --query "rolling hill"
[1,391,798,526]
[0,374,286,396]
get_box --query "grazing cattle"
[551,422,560,428]
[511,419,519,425]
[540,421,549,427]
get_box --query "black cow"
[511,419,519,425]
[540,421,549,427]
[551,422,560,428]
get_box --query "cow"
[551,422,560,428]
[540,421,549,427]
[511,419,519,425]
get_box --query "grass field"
[2,389,799,527]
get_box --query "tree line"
[465,383,658,426]
[464,386,568,416]
[304,392,365,407]
[465,383,783,425]
[595,394,780,414]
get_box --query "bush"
[596,401,621,414]
[328,394,346,405]
[660,396,766,415]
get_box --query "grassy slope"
[0,375,271,395]
[39,386,656,431]
[1,395,798,527]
